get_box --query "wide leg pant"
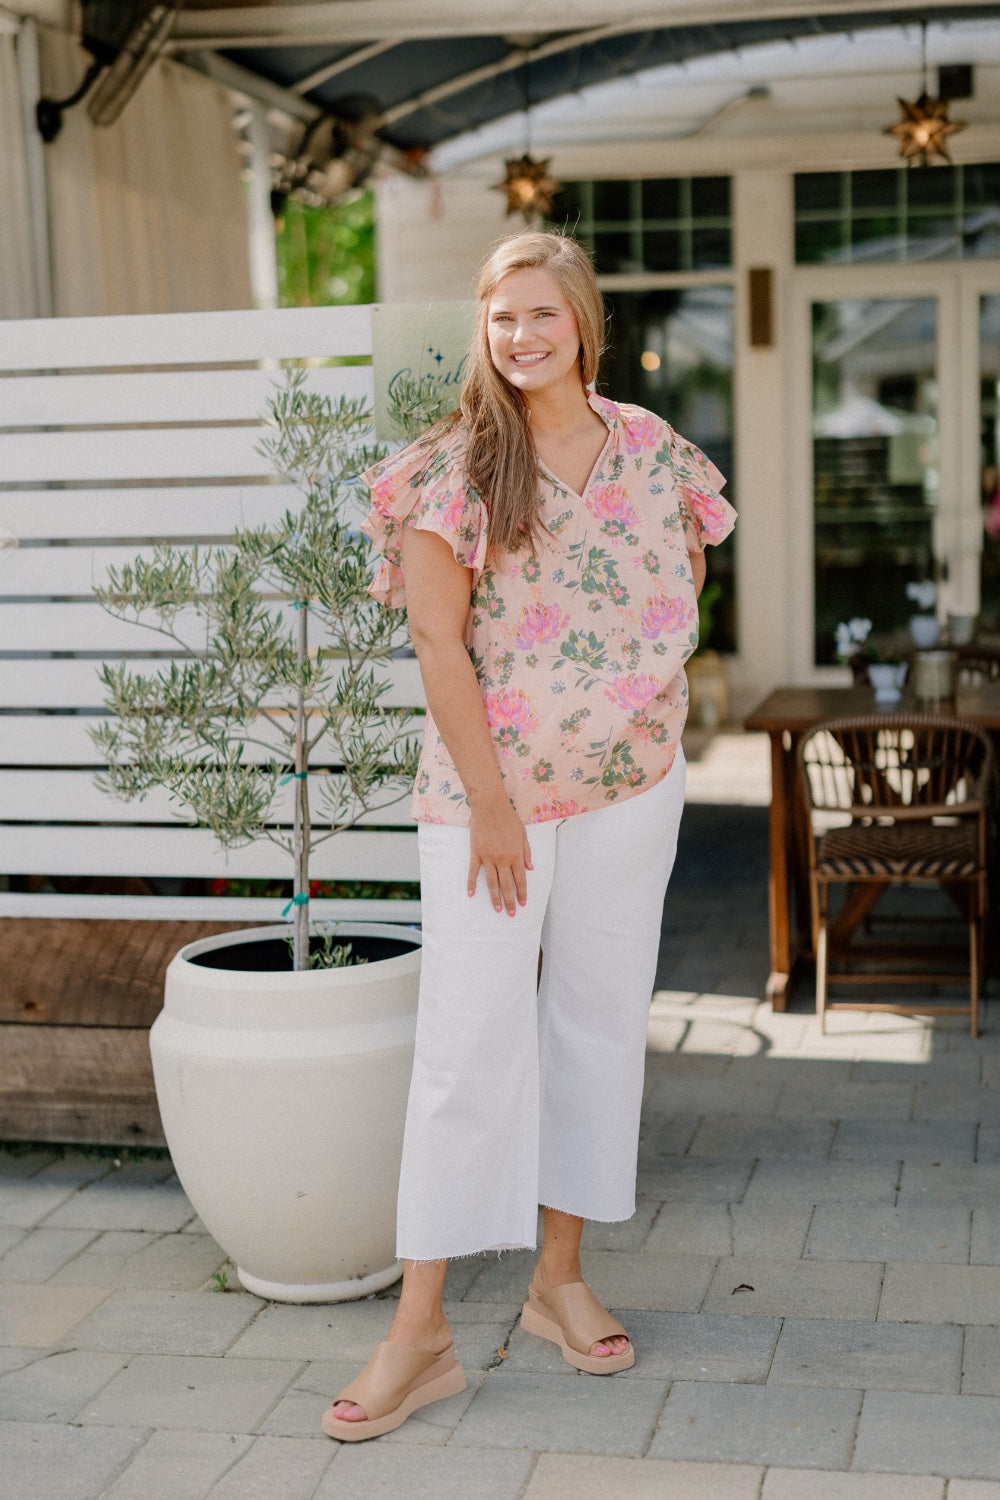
[396,749,686,1261]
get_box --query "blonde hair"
[457,231,606,557]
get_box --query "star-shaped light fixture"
[884,90,966,166]
[883,22,967,166]
[492,153,562,222]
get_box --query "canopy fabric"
[0,30,38,318]
[36,26,251,316]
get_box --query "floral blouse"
[361,390,735,826]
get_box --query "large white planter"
[150,923,421,1303]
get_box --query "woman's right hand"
[468,796,533,916]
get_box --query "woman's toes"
[591,1334,630,1358]
[332,1400,368,1422]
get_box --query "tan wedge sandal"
[322,1340,466,1441]
[520,1280,635,1374]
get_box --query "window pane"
[812,299,938,665]
[690,176,730,216]
[795,172,841,212]
[549,182,585,225]
[601,288,737,651]
[641,177,681,219]
[796,221,846,265]
[642,228,683,272]
[907,166,956,208]
[591,231,634,274]
[850,217,903,261]
[850,170,898,211]
[690,226,731,270]
[592,180,631,220]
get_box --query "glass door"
[809,295,939,665]
[790,264,998,676]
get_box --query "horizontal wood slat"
[0,894,422,922]
[0,304,425,915]
[0,655,423,714]
[0,485,302,539]
[0,426,277,483]
[0,1023,165,1144]
[0,366,373,428]
[2,824,420,880]
[0,305,374,371]
[0,769,416,826]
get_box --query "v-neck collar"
[535,390,617,501]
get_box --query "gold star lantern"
[492,153,561,222]
[884,90,966,166]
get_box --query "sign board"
[371,301,473,442]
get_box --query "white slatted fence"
[0,307,423,924]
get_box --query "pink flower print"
[532,796,585,822]
[371,477,398,517]
[603,674,661,711]
[623,412,661,455]
[484,689,539,754]
[440,491,467,534]
[513,602,570,650]
[640,594,695,640]
[680,484,730,544]
[586,484,638,536]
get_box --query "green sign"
[372,301,473,441]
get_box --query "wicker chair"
[798,716,995,1036]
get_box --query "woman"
[323,229,735,1441]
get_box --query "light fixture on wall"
[492,55,561,222]
[36,1,179,141]
[883,21,967,166]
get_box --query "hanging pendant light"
[884,21,966,166]
[492,55,561,222]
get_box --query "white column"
[246,101,279,310]
[732,168,794,700]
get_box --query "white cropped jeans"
[396,748,686,1261]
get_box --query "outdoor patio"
[2,730,1000,1499]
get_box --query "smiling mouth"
[512,352,549,365]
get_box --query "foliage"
[275,191,376,308]
[92,370,421,971]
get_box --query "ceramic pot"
[868,661,907,708]
[909,614,940,649]
[150,923,421,1302]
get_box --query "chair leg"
[816,886,829,1035]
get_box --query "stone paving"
[2,732,999,1498]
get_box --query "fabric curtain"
[0,25,39,319]
[38,26,252,316]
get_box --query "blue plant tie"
[282,891,310,918]
[279,771,307,785]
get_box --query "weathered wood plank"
[0,426,275,483]
[0,1024,165,1144]
[0,917,258,1027]
[0,485,301,540]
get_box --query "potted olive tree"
[92,371,425,1302]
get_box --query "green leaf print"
[559,629,607,673]
[566,542,630,606]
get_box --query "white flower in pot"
[906,579,939,648]
[91,372,432,1301]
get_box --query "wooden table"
[743,683,1000,1009]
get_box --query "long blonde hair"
[457,231,606,557]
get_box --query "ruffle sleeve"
[360,426,488,607]
[668,430,737,552]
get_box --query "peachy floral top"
[361,390,736,826]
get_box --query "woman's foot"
[524,1267,634,1372]
[322,1337,466,1441]
[331,1319,453,1424]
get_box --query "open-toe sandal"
[322,1339,466,1441]
[520,1280,635,1374]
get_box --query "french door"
[790,264,1000,676]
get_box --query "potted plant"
[92,371,425,1301]
[906,579,940,648]
[834,617,907,705]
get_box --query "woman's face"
[486,267,583,402]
